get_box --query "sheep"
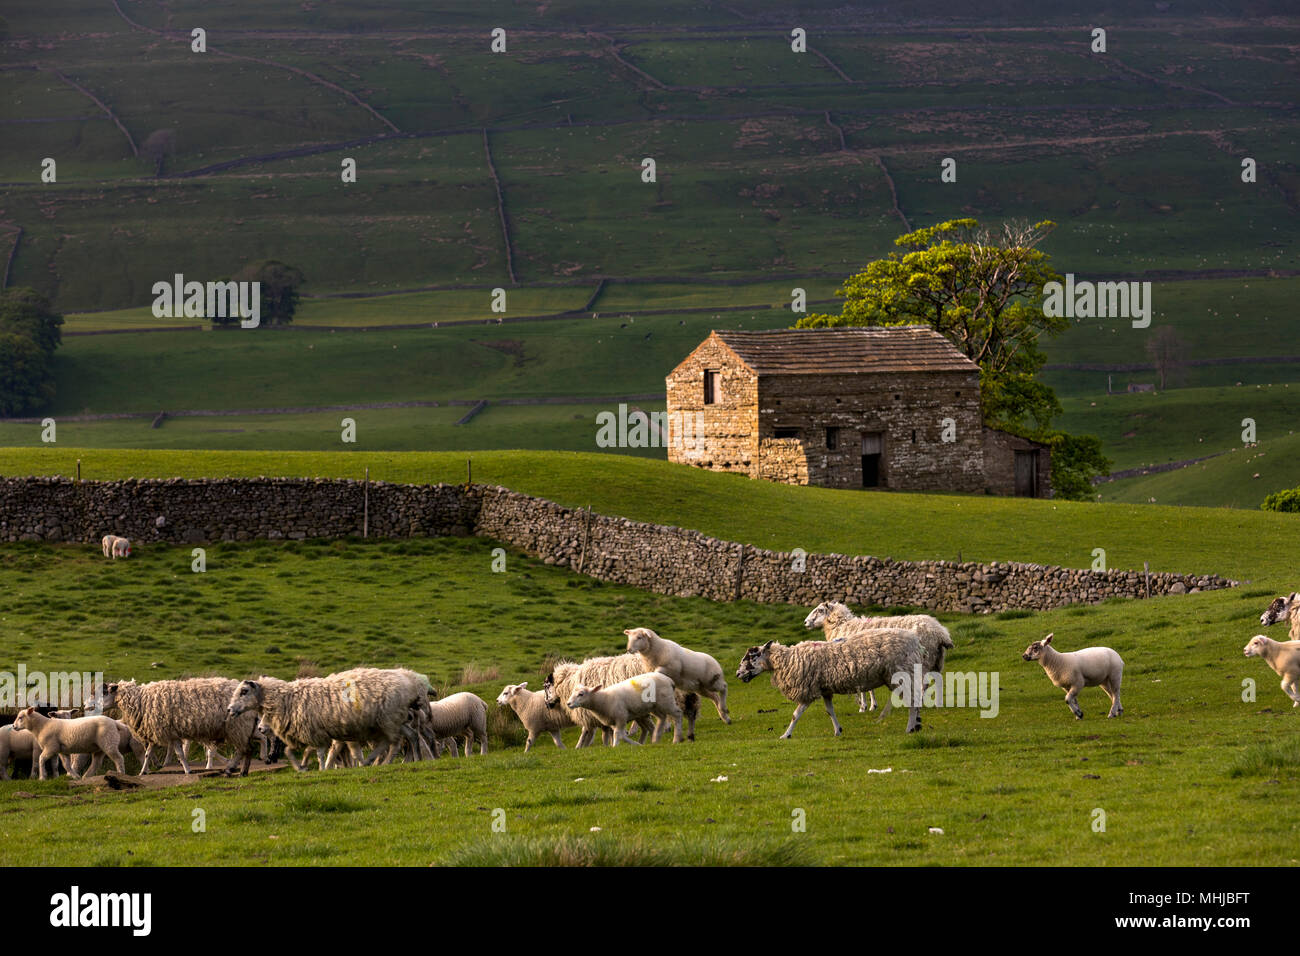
[1259,593,1300,641]
[1021,633,1123,719]
[543,655,698,746]
[0,725,38,780]
[566,672,683,746]
[497,681,573,751]
[227,668,428,772]
[12,708,125,780]
[736,628,924,738]
[66,719,149,777]
[101,534,130,559]
[424,692,488,757]
[804,602,954,714]
[624,627,730,724]
[100,677,257,774]
[1243,635,1300,706]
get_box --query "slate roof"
[711,326,978,375]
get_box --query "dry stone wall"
[0,477,1235,613]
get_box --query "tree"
[141,129,176,177]
[0,288,62,415]
[1144,325,1186,391]
[796,218,1110,498]
[232,260,304,326]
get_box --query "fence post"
[1143,561,1150,599]
[363,467,369,539]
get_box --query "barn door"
[1014,450,1038,497]
[861,432,883,488]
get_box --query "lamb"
[804,602,954,714]
[1021,633,1124,719]
[736,628,924,737]
[12,708,125,780]
[1243,635,1300,707]
[0,725,38,780]
[1259,593,1300,641]
[624,627,730,724]
[496,682,573,751]
[423,692,488,757]
[543,654,698,746]
[66,719,149,777]
[227,668,428,772]
[101,534,130,559]
[100,677,257,774]
[566,672,683,746]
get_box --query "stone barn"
[665,327,1050,497]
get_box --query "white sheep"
[496,682,573,751]
[736,629,924,737]
[1244,635,1300,706]
[425,692,488,757]
[544,655,692,746]
[1259,593,1300,641]
[100,534,130,558]
[624,627,730,724]
[1021,633,1124,719]
[12,708,125,780]
[804,602,954,714]
[100,677,258,774]
[0,725,38,780]
[66,718,149,776]
[566,672,683,746]
[227,668,428,772]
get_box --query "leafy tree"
[0,288,62,414]
[232,260,304,326]
[1261,488,1300,513]
[796,218,1110,498]
[0,332,53,415]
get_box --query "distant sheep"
[736,629,924,738]
[567,672,683,746]
[804,602,953,714]
[13,708,124,780]
[101,535,131,559]
[624,627,730,724]
[1021,633,1124,719]
[1260,594,1300,641]
[496,682,572,751]
[1244,635,1300,707]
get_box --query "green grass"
[1,531,1296,866]
[0,447,1289,582]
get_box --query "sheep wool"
[737,628,924,738]
[1244,635,1300,707]
[624,627,730,724]
[12,708,124,780]
[426,692,488,756]
[101,677,257,774]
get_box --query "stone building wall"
[665,337,758,473]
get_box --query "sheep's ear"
[519,681,528,688]
[762,640,773,650]
[1290,592,1300,603]
[623,628,634,636]
[1042,633,1054,645]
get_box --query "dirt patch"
[68,760,290,793]
[473,338,527,367]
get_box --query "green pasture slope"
[0,450,1296,865]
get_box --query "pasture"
[0,531,1296,866]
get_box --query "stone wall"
[983,427,1052,498]
[756,437,809,484]
[665,336,758,474]
[0,477,1237,613]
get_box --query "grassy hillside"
[0,531,1294,866]
[0,447,1287,581]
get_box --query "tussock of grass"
[1228,740,1300,778]
[281,793,370,814]
[901,735,968,750]
[438,834,815,867]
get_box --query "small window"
[703,370,720,405]
[893,394,901,401]
[955,391,961,398]
[774,427,800,439]
[826,427,839,450]
[911,430,917,443]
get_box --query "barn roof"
[709,326,979,375]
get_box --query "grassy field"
[0,527,1295,865]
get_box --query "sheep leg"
[858,691,871,713]
[781,701,812,739]
[1104,681,1123,718]
[705,687,731,724]
[1065,688,1084,720]
[905,702,922,734]
[284,747,308,772]
[822,694,844,736]
[477,732,487,756]
[108,747,126,775]
[549,730,564,749]
[610,722,639,747]
[174,740,194,775]
[671,712,683,744]
[34,746,49,781]
[575,727,596,748]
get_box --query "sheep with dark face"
[1260,594,1300,641]
[737,628,924,738]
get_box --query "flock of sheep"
[4,582,1300,782]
